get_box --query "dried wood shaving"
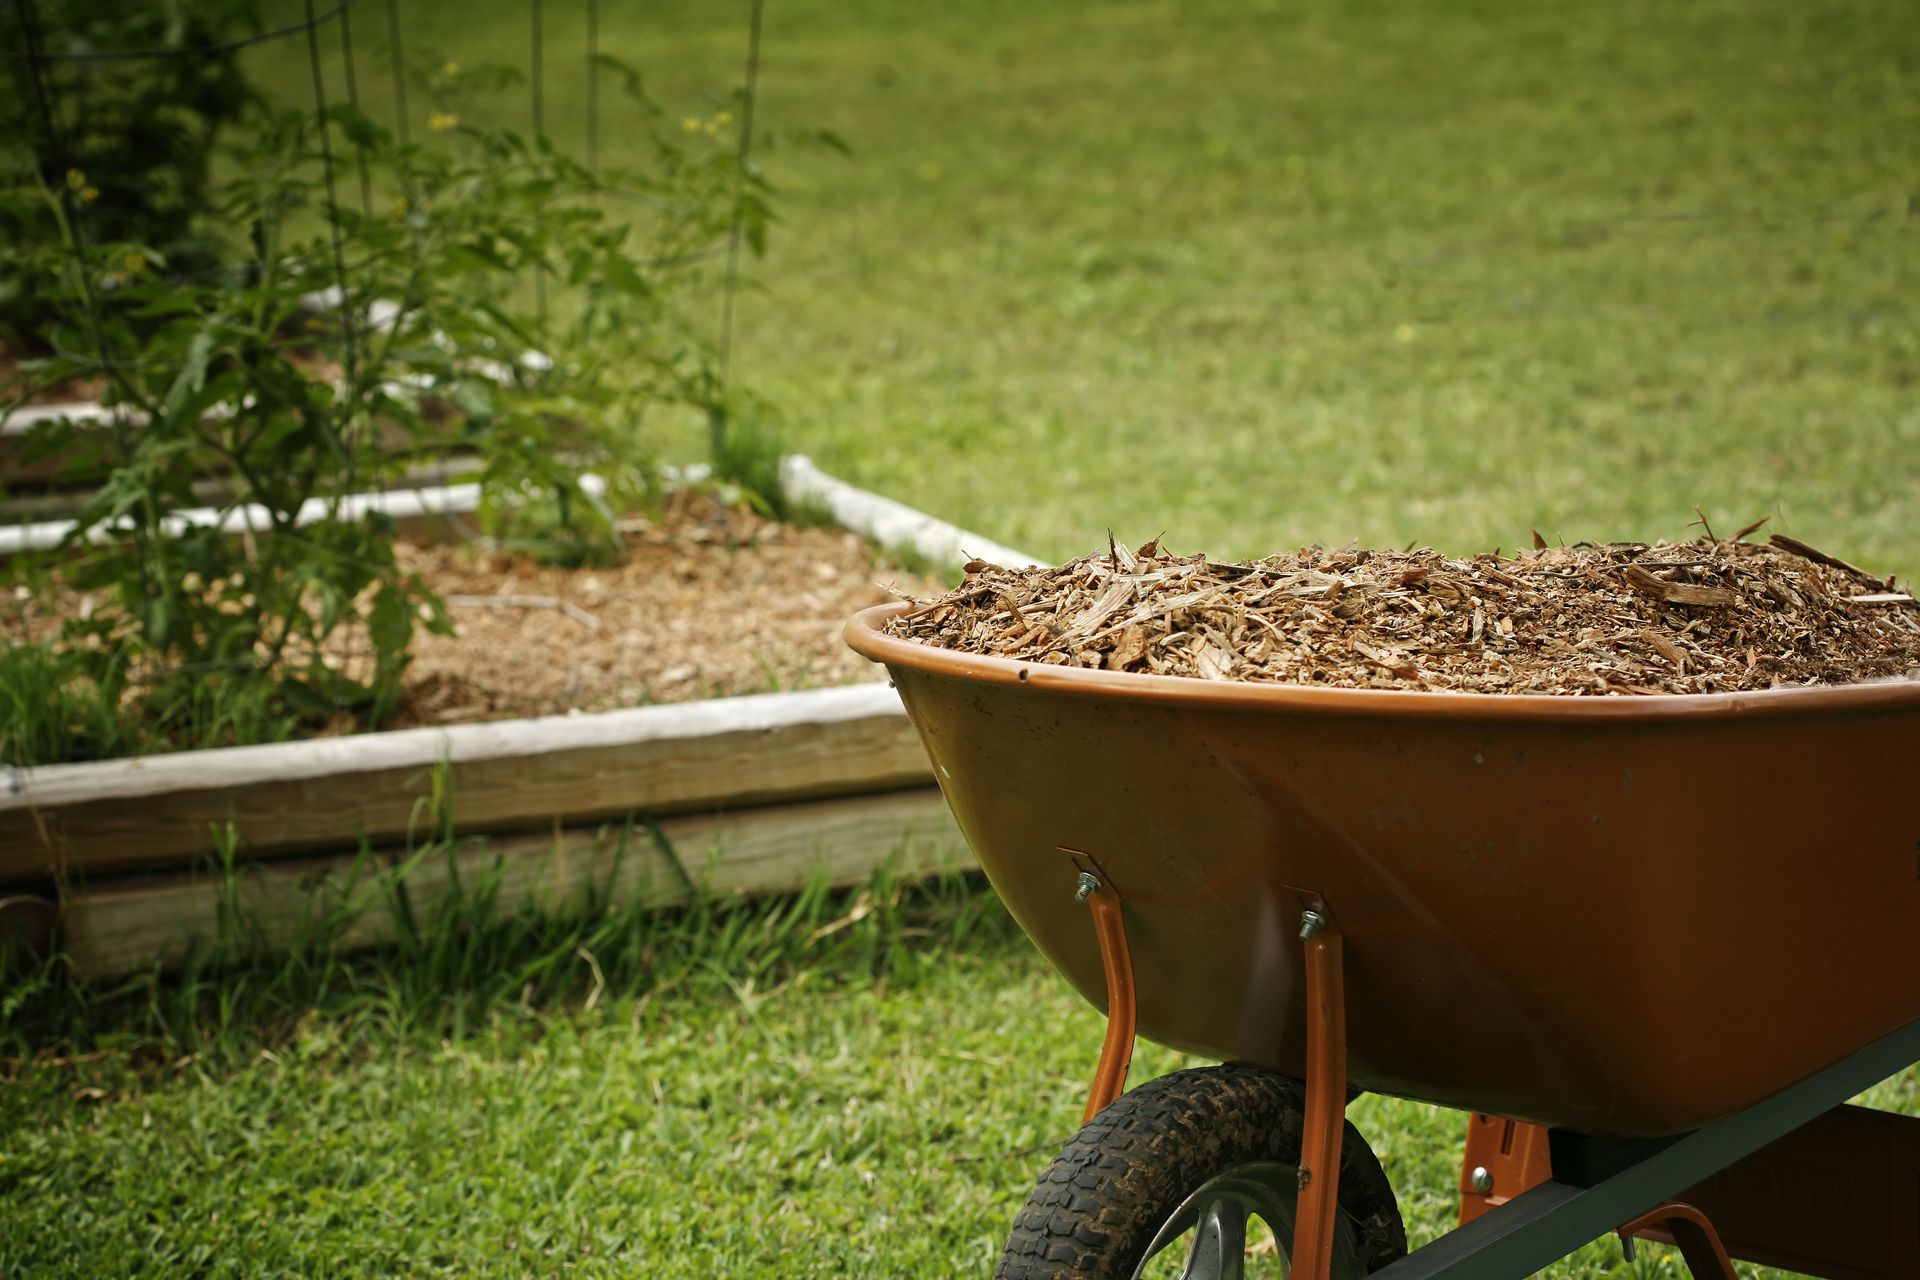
[886,535,1920,696]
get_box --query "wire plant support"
[2,1,779,738]
[3,0,758,382]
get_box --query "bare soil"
[888,529,1920,695]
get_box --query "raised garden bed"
[0,455,1037,977]
[10,484,924,724]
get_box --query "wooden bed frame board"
[57,787,971,979]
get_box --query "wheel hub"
[1132,1161,1358,1280]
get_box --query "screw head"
[1298,909,1327,940]
[1469,1166,1494,1195]
[1074,871,1101,902]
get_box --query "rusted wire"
[302,0,360,403]
[385,0,410,145]
[0,0,361,62]
[717,0,765,391]
[337,0,374,216]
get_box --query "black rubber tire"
[995,1065,1407,1278]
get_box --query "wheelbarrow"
[847,601,1920,1279]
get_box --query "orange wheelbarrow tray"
[848,602,1920,1279]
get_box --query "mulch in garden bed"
[888,526,1920,696]
[390,489,932,725]
[2,488,937,735]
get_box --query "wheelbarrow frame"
[1387,1008,1920,1278]
[1079,880,1920,1278]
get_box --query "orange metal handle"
[1617,1202,1738,1280]
[1081,887,1137,1124]
[1291,915,1348,1280]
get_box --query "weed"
[707,404,794,520]
[0,826,1006,1070]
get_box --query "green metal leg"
[1371,1016,1920,1279]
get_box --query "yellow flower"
[65,167,86,191]
[122,251,145,275]
[715,111,733,126]
[703,121,719,136]
[389,198,408,220]
[1394,323,1416,344]
[429,112,459,132]
[441,61,460,77]
[682,116,702,133]
[82,185,100,203]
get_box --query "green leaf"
[278,676,347,719]
[449,239,516,274]
[145,593,173,649]
[737,193,774,257]
[324,103,393,153]
[160,327,216,421]
[448,378,497,421]
[589,52,647,101]
[367,583,414,660]
[602,252,652,298]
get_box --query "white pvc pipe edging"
[781,455,1042,571]
[0,482,485,555]
[0,401,145,435]
[1,458,1038,573]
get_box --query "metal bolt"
[1298,909,1326,940]
[1469,1166,1494,1195]
[1074,871,1102,903]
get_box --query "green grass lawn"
[248,0,1920,576]
[7,0,1918,1274]
[6,877,1917,1277]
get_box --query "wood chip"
[1641,629,1685,668]
[1108,625,1151,669]
[1192,638,1234,681]
[1622,564,1737,608]
[1769,534,1889,588]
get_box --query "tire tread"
[995,1065,1406,1277]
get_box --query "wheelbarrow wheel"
[996,1064,1405,1279]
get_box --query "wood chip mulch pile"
[885,528,1920,695]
